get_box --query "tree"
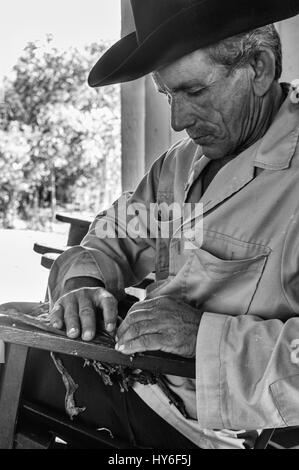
[0,36,121,228]
[0,122,32,226]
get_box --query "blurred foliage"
[0,35,121,229]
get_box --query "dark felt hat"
[88,0,299,87]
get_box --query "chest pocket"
[168,231,271,316]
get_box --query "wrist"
[63,276,105,294]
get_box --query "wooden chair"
[33,213,155,295]
[33,213,92,270]
[2,311,293,449]
[0,306,194,449]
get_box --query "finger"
[94,289,118,334]
[116,307,155,339]
[50,303,64,329]
[117,319,161,345]
[64,298,81,338]
[78,295,96,342]
[115,333,163,355]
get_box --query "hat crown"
[131,0,199,43]
[89,0,299,87]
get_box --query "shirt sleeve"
[48,154,166,304]
[195,210,299,431]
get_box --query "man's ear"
[249,49,276,97]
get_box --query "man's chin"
[193,139,224,160]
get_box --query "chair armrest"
[34,212,92,268]
[33,243,65,255]
[55,213,92,226]
[0,316,195,378]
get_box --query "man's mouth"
[192,135,212,145]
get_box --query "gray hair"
[205,25,282,80]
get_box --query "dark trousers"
[22,347,198,450]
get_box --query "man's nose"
[170,97,195,133]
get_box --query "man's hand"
[115,296,202,358]
[50,277,118,341]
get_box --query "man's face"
[153,49,253,159]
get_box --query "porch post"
[120,0,186,189]
[144,75,173,171]
[278,16,299,81]
[121,0,145,192]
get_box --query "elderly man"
[26,0,299,450]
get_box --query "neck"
[236,81,284,155]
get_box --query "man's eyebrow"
[173,80,205,92]
[156,79,206,94]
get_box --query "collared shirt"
[48,86,299,449]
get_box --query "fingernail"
[82,331,93,341]
[115,343,125,352]
[106,323,115,333]
[53,322,61,329]
[68,328,79,337]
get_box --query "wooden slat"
[0,319,195,378]
[21,401,133,449]
[41,254,58,270]
[56,213,92,227]
[33,243,65,255]
[0,343,29,449]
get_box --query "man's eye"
[187,89,204,97]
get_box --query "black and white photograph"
[0,0,299,454]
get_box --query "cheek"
[221,98,249,141]
[218,77,251,132]
[191,98,224,129]
[211,94,245,138]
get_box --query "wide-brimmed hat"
[88,0,299,87]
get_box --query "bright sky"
[0,0,121,77]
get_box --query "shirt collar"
[186,82,299,200]
[254,84,299,171]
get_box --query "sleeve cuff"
[196,312,231,429]
[48,246,105,304]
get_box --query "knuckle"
[140,335,150,348]
[167,327,177,341]
[98,288,112,299]
[50,312,60,324]
[106,295,118,308]
[143,320,152,330]
[79,306,94,319]
[64,307,78,320]
[132,323,140,337]
[124,312,133,325]
[95,289,114,305]
[50,311,61,324]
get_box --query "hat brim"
[88,0,299,87]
